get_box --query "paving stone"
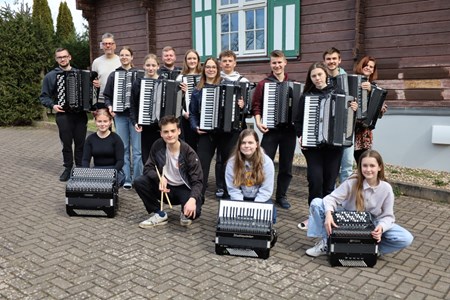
[1,127,450,299]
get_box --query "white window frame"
[217,0,267,57]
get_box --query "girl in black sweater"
[294,62,357,230]
[82,108,125,186]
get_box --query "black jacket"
[143,138,204,202]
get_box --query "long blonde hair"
[232,129,265,187]
[353,149,386,211]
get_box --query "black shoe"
[215,189,224,197]
[276,197,291,209]
[59,168,71,182]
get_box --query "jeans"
[261,127,296,200]
[307,198,414,255]
[114,113,143,184]
[339,145,354,183]
[55,112,87,168]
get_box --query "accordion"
[346,74,369,120]
[56,70,99,112]
[328,211,378,267]
[262,81,304,128]
[181,74,201,112]
[363,86,387,130]
[240,81,256,116]
[215,200,277,259]
[65,168,118,218]
[138,78,182,125]
[301,93,355,147]
[199,83,242,132]
[113,70,144,112]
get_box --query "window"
[192,0,300,60]
[218,0,266,56]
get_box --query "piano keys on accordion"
[301,93,356,147]
[181,74,201,112]
[56,70,99,112]
[113,70,144,112]
[138,78,182,125]
[215,200,277,259]
[262,81,304,128]
[328,211,378,267]
[199,84,242,132]
[65,168,118,218]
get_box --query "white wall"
[372,109,450,172]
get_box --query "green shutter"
[267,0,300,57]
[192,0,217,61]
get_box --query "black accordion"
[65,168,118,218]
[328,211,378,267]
[138,78,182,125]
[363,86,387,130]
[113,70,144,112]
[301,93,355,147]
[215,200,277,259]
[56,70,99,112]
[262,81,304,128]
[346,74,369,120]
[181,74,201,112]
[199,83,242,132]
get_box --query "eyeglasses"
[102,42,115,46]
[205,65,217,69]
[56,55,69,60]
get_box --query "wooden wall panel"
[364,0,450,107]
[77,0,450,108]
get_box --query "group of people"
[39,33,412,258]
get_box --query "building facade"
[76,0,450,171]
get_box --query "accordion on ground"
[199,83,246,132]
[113,70,144,112]
[215,200,277,259]
[138,78,182,125]
[262,81,304,128]
[181,74,201,113]
[301,93,356,147]
[65,168,118,218]
[328,211,378,267]
[56,70,99,112]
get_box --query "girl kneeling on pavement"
[305,149,413,257]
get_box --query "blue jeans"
[114,113,143,184]
[339,145,354,183]
[307,198,414,255]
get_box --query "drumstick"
[155,167,172,208]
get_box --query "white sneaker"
[139,213,168,228]
[306,239,328,257]
[180,212,192,227]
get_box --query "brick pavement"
[0,127,449,300]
